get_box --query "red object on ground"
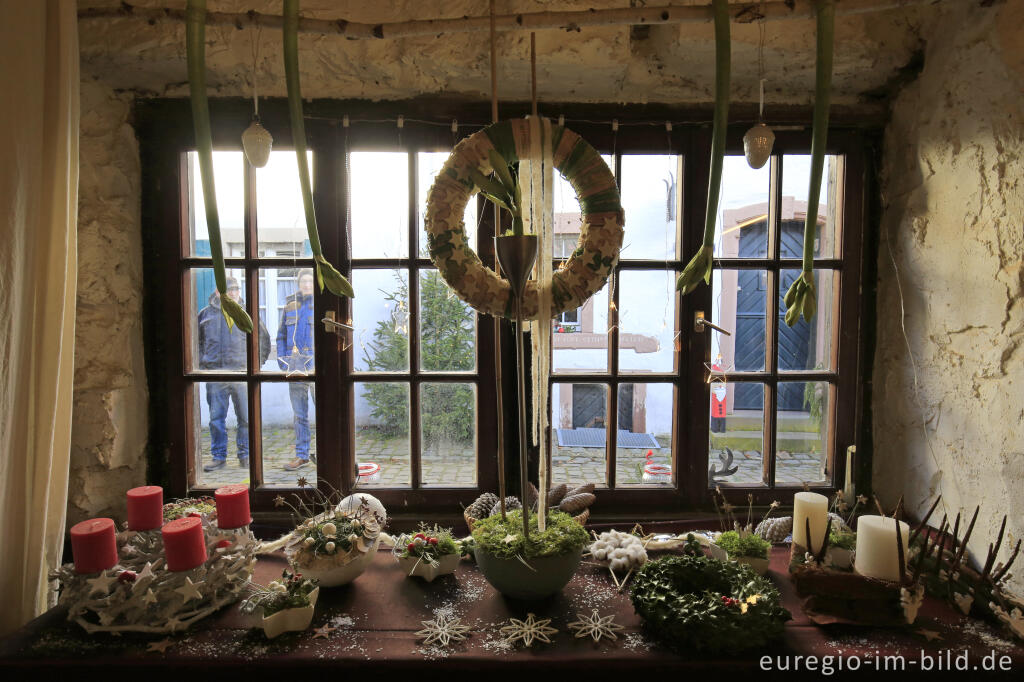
[70,518,119,574]
[214,483,251,528]
[125,485,163,530]
[162,517,207,571]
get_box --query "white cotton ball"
[593,547,608,561]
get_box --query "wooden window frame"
[138,98,871,521]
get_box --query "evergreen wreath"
[630,551,790,653]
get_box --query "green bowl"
[474,546,582,600]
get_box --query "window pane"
[419,269,475,372]
[709,382,765,486]
[552,153,613,257]
[778,268,836,371]
[551,383,608,487]
[258,266,316,375]
[712,268,767,372]
[619,154,678,260]
[352,269,409,372]
[553,285,608,374]
[421,383,476,487]
[418,151,476,255]
[350,151,409,258]
[616,383,672,487]
[618,270,675,373]
[776,381,831,486]
[355,382,410,488]
[187,267,248,374]
[186,151,244,258]
[261,381,317,487]
[715,155,769,258]
[193,381,250,489]
[780,155,840,259]
[256,150,314,258]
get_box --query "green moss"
[829,529,857,550]
[472,509,588,560]
[715,530,770,559]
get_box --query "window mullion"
[408,148,422,490]
[765,155,784,488]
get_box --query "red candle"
[214,484,251,529]
[162,517,207,571]
[70,518,118,574]
[126,485,164,530]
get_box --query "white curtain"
[0,0,79,636]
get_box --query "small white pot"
[708,542,730,561]
[397,553,460,582]
[829,547,854,570]
[295,538,379,587]
[260,587,318,639]
[733,554,770,576]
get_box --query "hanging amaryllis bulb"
[744,78,774,169]
[242,116,273,168]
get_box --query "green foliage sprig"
[829,529,857,551]
[472,509,588,560]
[240,570,317,617]
[471,150,525,235]
[716,530,771,560]
[631,554,790,653]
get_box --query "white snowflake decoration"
[989,602,1024,641]
[415,612,472,647]
[500,613,558,647]
[567,609,625,643]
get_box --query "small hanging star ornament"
[415,612,472,647]
[500,613,558,647]
[567,610,625,643]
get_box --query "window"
[140,100,867,515]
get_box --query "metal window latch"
[695,311,731,336]
[322,311,353,335]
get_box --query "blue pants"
[207,382,248,460]
[289,382,315,460]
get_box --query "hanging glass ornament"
[242,23,272,168]
[744,9,774,170]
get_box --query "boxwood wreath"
[631,552,790,653]
[424,119,624,319]
[472,509,589,560]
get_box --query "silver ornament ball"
[743,122,775,170]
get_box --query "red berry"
[117,570,137,583]
[188,512,202,518]
[414,533,426,540]
[216,539,232,549]
[407,543,417,552]
[428,537,438,545]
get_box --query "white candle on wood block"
[854,515,910,582]
[792,492,829,553]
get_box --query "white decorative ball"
[743,122,775,170]
[325,541,336,553]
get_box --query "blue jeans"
[289,382,315,460]
[207,382,248,461]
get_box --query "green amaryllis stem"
[186,0,253,333]
[784,0,833,326]
[677,0,729,293]
[284,0,353,298]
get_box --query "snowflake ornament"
[567,609,625,643]
[500,613,558,647]
[415,612,472,647]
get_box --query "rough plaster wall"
[874,0,1024,595]
[69,76,148,525]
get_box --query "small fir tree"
[362,271,475,447]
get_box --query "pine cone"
[558,492,595,514]
[526,482,539,511]
[488,496,522,517]
[566,483,596,497]
[546,483,568,508]
[466,492,498,519]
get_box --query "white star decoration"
[415,612,472,647]
[147,638,175,654]
[174,576,204,603]
[500,613,558,647]
[141,588,158,605]
[566,610,625,643]
[86,571,118,596]
[136,562,157,582]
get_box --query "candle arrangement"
[50,485,257,634]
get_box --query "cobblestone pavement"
[197,426,825,490]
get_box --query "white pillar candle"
[792,492,829,553]
[854,515,910,582]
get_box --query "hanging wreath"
[424,119,624,319]
[630,551,790,653]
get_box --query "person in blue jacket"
[277,269,316,471]
[198,277,270,471]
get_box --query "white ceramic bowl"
[294,538,380,587]
[397,552,460,582]
[260,587,318,639]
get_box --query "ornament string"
[489,0,507,522]
[249,22,263,120]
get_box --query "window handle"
[322,311,353,335]
[695,311,731,336]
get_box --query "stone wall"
[874,0,1024,594]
